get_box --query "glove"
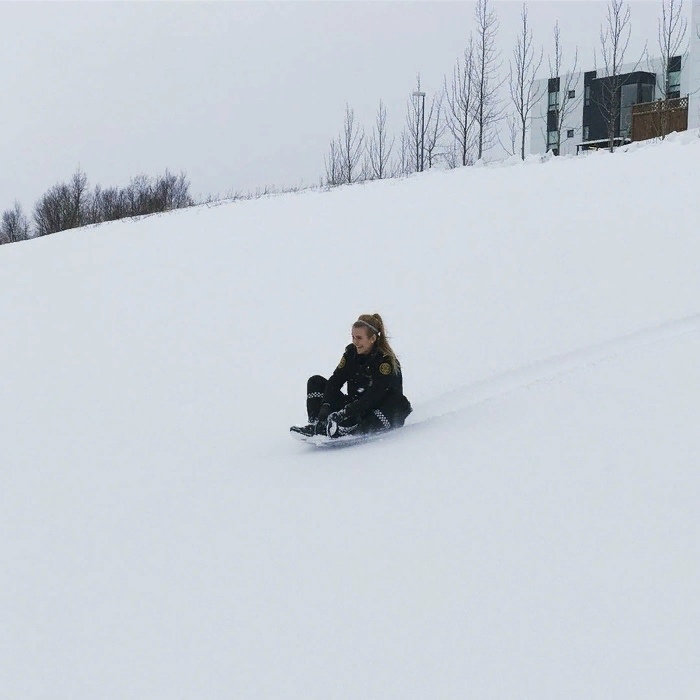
[326,409,348,438]
[328,409,346,423]
[316,403,331,423]
[343,402,359,419]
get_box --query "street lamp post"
[412,91,426,172]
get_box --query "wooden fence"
[631,96,689,141]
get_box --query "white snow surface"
[2,132,700,698]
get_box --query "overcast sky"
[0,1,690,212]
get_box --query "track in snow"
[410,312,700,429]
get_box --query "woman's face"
[352,326,376,355]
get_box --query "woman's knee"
[307,375,327,393]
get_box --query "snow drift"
[2,131,700,699]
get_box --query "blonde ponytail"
[353,313,399,373]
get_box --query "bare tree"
[509,3,545,159]
[445,39,477,167]
[658,0,688,99]
[649,0,689,139]
[499,111,519,156]
[404,75,447,171]
[405,74,428,173]
[424,92,447,168]
[90,185,128,222]
[69,168,89,228]
[324,138,343,187]
[34,185,68,236]
[443,143,459,170]
[473,0,504,159]
[33,167,88,236]
[338,104,365,184]
[34,167,193,234]
[508,3,544,160]
[151,170,193,211]
[0,201,30,244]
[122,174,148,215]
[597,0,645,151]
[548,21,581,154]
[366,100,394,180]
[394,130,415,176]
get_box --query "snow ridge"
[2,133,700,700]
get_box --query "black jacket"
[324,344,406,420]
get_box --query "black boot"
[327,412,358,439]
[290,420,317,437]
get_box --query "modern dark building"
[578,70,656,151]
[529,20,699,158]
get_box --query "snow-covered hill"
[2,133,699,699]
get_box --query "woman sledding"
[291,313,412,439]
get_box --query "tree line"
[323,0,690,185]
[2,0,690,245]
[1,168,194,246]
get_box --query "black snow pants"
[306,375,412,434]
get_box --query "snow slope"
[2,133,700,698]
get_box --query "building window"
[584,85,591,106]
[667,70,681,97]
[568,90,576,99]
[667,71,681,90]
[548,76,561,93]
[619,82,638,138]
[583,125,590,141]
[548,76,560,112]
[567,129,575,138]
[667,55,682,99]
